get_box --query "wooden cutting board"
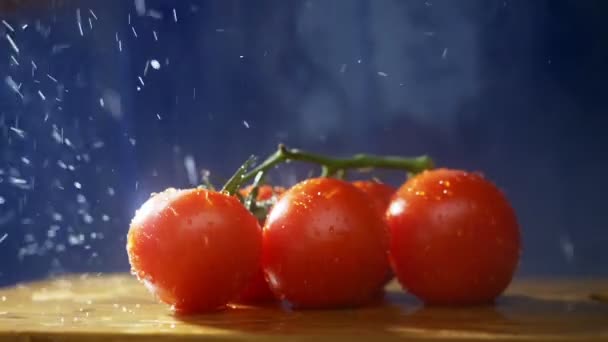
[0,275,606,341]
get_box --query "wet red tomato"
[352,180,396,286]
[234,185,285,304]
[127,188,262,313]
[352,180,395,218]
[386,169,521,305]
[262,178,389,308]
[234,268,275,304]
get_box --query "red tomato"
[262,178,389,308]
[240,185,285,203]
[352,180,396,286]
[234,268,275,304]
[352,180,395,218]
[127,188,262,313]
[386,169,521,305]
[234,185,285,304]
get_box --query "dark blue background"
[1,0,607,286]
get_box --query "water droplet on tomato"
[142,278,158,297]
[388,199,407,216]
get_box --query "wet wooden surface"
[0,275,607,341]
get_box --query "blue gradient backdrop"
[0,0,607,286]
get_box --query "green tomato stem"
[239,144,434,185]
[221,155,256,195]
[244,170,266,211]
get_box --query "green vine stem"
[244,171,266,211]
[221,155,256,195]
[239,144,434,186]
[218,144,433,221]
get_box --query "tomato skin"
[352,181,396,218]
[127,188,262,313]
[262,178,389,309]
[352,180,396,286]
[234,185,285,304]
[234,268,276,304]
[386,169,521,305]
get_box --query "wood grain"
[0,275,607,341]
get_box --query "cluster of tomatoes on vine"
[127,144,521,314]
